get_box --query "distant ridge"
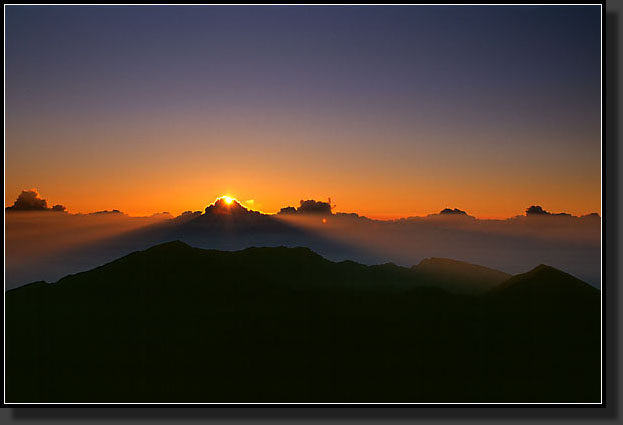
[486,263,600,317]
[488,263,599,298]
[412,257,511,294]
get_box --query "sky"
[5,5,601,219]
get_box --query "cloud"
[424,207,474,220]
[178,210,202,218]
[581,212,600,220]
[525,205,549,215]
[525,205,571,217]
[278,200,333,216]
[439,208,468,215]
[89,209,124,216]
[150,211,172,218]
[6,189,65,212]
[278,206,298,214]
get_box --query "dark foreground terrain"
[6,241,600,403]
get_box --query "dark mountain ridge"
[6,241,600,403]
[412,257,512,294]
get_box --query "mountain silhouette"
[480,264,601,402]
[488,263,599,302]
[6,241,600,403]
[411,257,511,294]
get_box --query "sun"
[222,196,234,205]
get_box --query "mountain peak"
[531,263,555,272]
[417,257,476,268]
[489,263,598,299]
[522,263,578,281]
[144,240,193,252]
[411,257,511,294]
[414,257,511,278]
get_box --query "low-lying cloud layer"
[4,194,601,290]
[276,202,601,287]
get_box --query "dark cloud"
[525,205,549,215]
[278,206,298,215]
[525,205,571,217]
[7,189,48,210]
[173,210,202,223]
[423,207,474,220]
[6,189,65,212]
[90,209,124,215]
[581,212,601,220]
[149,212,172,218]
[440,208,468,215]
[178,210,202,218]
[336,212,361,219]
[278,200,333,216]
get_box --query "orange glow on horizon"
[4,183,601,221]
[5,119,600,221]
[4,191,602,221]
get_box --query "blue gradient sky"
[5,6,601,218]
